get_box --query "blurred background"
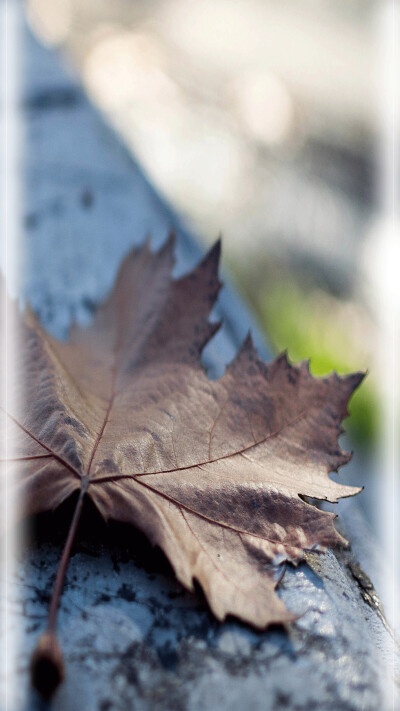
[24,0,384,519]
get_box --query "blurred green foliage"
[256,281,376,450]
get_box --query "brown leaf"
[1,238,364,692]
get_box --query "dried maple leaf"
[1,237,364,696]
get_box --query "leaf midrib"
[90,408,307,484]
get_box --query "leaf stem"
[31,486,86,696]
[47,487,85,631]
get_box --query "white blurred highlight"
[1,0,21,707]
[27,0,71,47]
[233,70,293,146]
